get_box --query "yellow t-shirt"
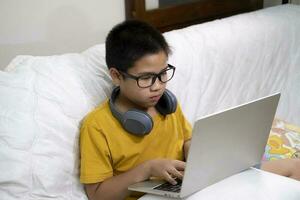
[80,99,192,199]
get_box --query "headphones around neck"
[109,87,177,136]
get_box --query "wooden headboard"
[125,0,264,32]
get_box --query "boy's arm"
[261,158,300,181]
[85,162,149,200]
[85,159,186,200]
[183,139,191,160]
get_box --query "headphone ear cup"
[109,87,153,136]
[156,89,177,115]
[123,110,153,136]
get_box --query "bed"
[125,0,264,32]
[0,3,300,200]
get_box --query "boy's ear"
[109,68,122,86]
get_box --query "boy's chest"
[108,125,185,174]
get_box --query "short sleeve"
[79,119,113,184]
[176,104,192,141]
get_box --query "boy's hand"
[146,159,185,185]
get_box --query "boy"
[80,20,300,200]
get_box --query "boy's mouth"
[149,95,162,102]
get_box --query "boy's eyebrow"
[136,66,169,76]
[136,71,157,76]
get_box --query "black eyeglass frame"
[119,64,176,88]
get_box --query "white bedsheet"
[0,4,299,200]
[164,4,300,126]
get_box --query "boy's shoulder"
[82,99,111,127]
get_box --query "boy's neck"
[114,92,158,118]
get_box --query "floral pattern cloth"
[263,118,300,161]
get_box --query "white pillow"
[0,44,112,199]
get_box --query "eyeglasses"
[119,64,176,88]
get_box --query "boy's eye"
[139,75,153,80]
[161,71,167,75]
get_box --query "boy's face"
[112,51,169,109]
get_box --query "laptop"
[128,93,280,198]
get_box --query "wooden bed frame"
[125,0,264,32]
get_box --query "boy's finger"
[169,168,184,180]
[164,172,177,185]
[173,160,186,170]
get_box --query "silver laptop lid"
[180,93,280,197]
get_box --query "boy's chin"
[137,102,157,110]
[146,101,159,107]
[133,99,160,109]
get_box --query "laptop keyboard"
[153,179,182,193]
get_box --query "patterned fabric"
[263,118,300,161]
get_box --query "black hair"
[105,20,171,72]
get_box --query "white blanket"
[164,4,300,126]
[0,4,299,200]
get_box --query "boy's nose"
[150,77,164,91]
